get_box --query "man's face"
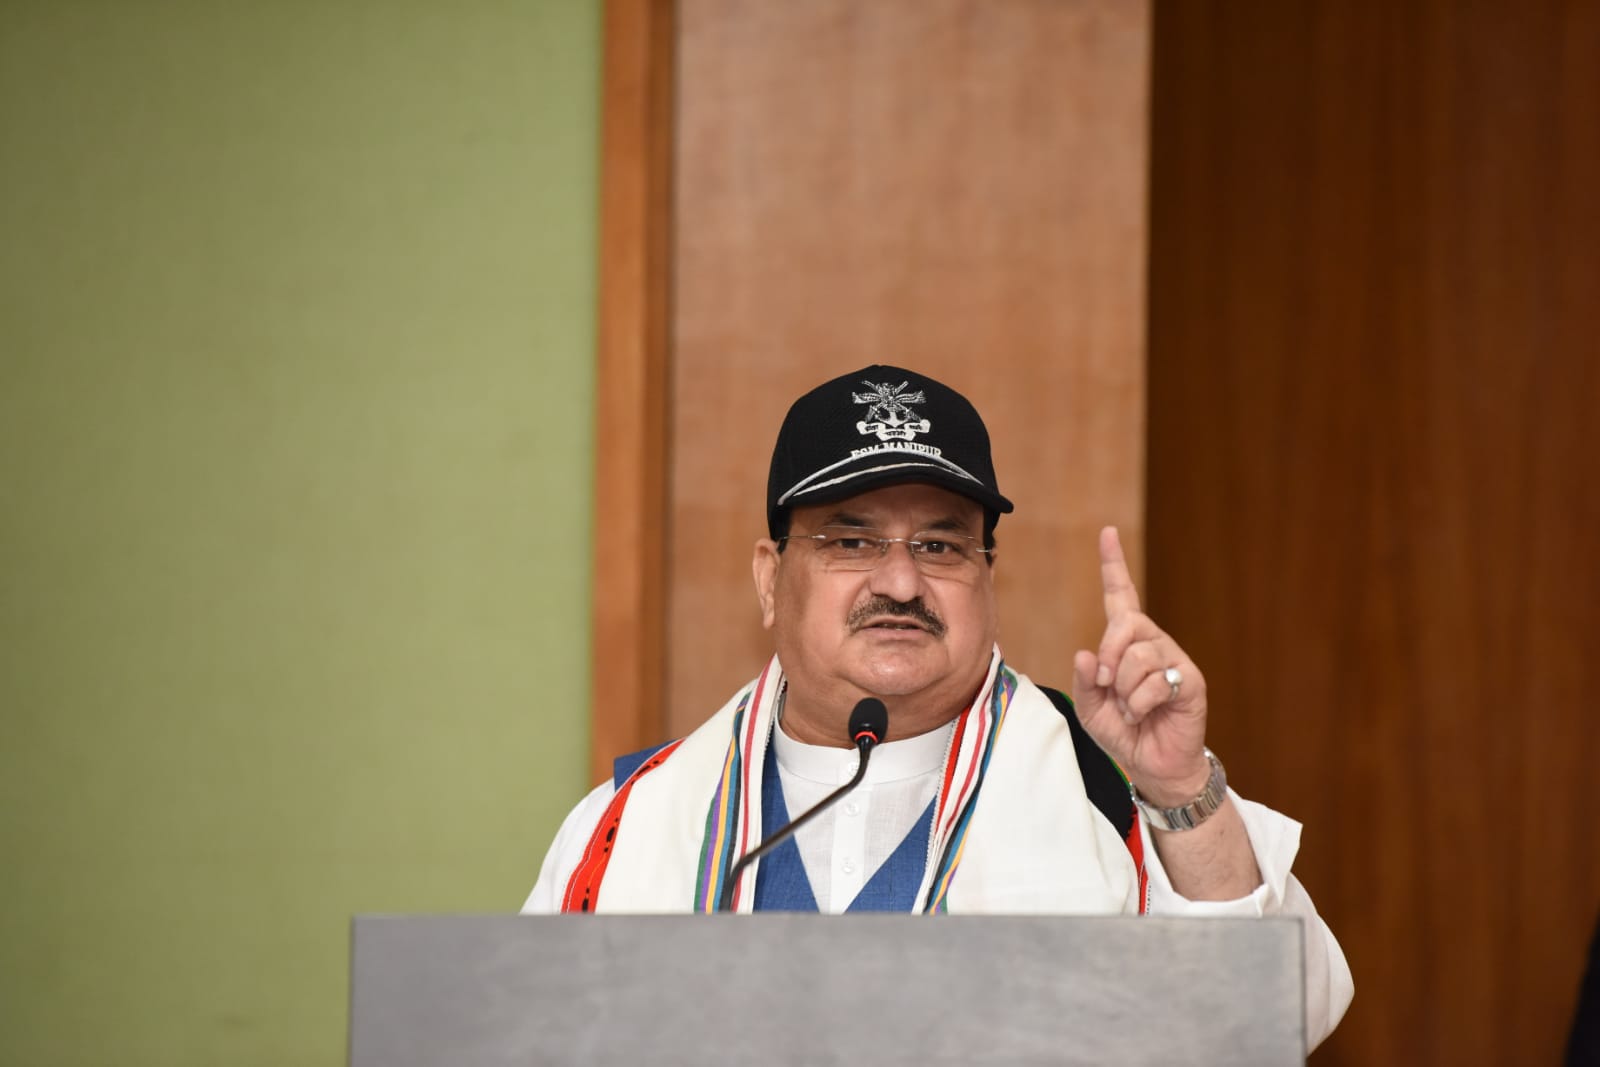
[752,482,999,741]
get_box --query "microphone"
[717,697,889,912]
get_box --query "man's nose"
[866,539,924,602]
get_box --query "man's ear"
[752,539,781,630]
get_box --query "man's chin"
[845,648,945,698]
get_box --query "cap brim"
[778,456,1014,517]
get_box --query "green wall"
[0,2,600,1063]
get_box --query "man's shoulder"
[1030,683,1135,842]
[612,740,677,790]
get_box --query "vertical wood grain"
[666,0,1152,737]
[1147,2,1600,1062]
[589,0,676,785]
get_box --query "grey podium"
[349,914,1305,1065]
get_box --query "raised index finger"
[1099,525,1141,619]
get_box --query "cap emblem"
[853,381,932,443]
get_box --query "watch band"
[1133,748,1228,832]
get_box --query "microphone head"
[848,698,889,747]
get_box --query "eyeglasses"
[780,525,993,569]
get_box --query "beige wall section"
[664,0,1152,737]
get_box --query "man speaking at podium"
[523,366,1353,1047]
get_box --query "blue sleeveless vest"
[751,739,936,912]
[611,738,935,912]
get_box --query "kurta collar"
[774,704,954,785]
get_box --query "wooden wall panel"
[590,0,677,786]
[1147,2,1600,1063]
[666,0,1152,737]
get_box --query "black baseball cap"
[766,365,1015,539]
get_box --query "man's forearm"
[1147,796,1262,900]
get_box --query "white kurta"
[522,673,1354,1050]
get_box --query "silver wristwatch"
[1132,748,1228,832]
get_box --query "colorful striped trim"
[693,697,749,912]
[693,662,774,912]
[1128,808,1150,915]
[923,666,1017,912]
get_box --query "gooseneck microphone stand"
[716,698,889,912]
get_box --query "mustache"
[847,596,947,638]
